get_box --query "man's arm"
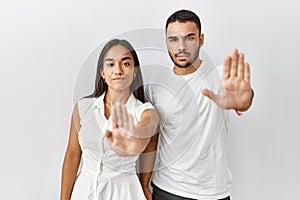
[202,48,254,112]
[138,133,159,200]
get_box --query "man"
[139,9,254,200]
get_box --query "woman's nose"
[114,63,123,75]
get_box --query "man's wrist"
[235,88,254,112]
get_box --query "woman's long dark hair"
[88,39,145,103]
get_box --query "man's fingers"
[223,56,231,80]
[230,48,238,77]
[202,89,217,101]
[237,53,245,79]
[244,62,251,82]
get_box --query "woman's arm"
[60,104,82,200]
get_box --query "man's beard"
[169,47,200,68]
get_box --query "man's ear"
[199,33,204,47]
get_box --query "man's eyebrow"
[168,33,196,39]
[167,36,178,39]
[185,33,197,37]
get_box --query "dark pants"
[152,182,230,200]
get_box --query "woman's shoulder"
[77,97,95,104]
[132,96,154,110]
[77,97,96,119]
[131,96,155,121]
[136,100,154,111]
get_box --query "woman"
[60,39,159,200]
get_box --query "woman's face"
[101,45,136,92]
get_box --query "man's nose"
[177,38,187,52]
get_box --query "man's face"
[166,21,204,68]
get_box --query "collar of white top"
[93,92,137,110]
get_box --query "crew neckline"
[172,59,207,80]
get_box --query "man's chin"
[174,61,191,68]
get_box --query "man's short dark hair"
[166,9,201,34]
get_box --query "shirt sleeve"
[77,98,93,125]
[135,102,155,122]
[144,84,155,105]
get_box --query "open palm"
[105,103,141,156]
[202,49,253,111]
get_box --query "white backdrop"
[1,0,299,199]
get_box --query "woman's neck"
[104,88,131,105]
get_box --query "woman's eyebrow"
[121,56,132,61]
[104,58,114,62]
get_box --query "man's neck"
[173,59,202,76]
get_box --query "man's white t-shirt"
[143,56,232,199]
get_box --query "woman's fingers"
[121,105,129,130]
[112,103,133,134]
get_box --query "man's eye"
[186,36,193,41]
[169,38,178,42]
[106,63,114,67]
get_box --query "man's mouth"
[175,53,190,59]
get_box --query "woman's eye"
[106,63,114,67]
[123,62,130,66]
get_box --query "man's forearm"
[138,133,159,187]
